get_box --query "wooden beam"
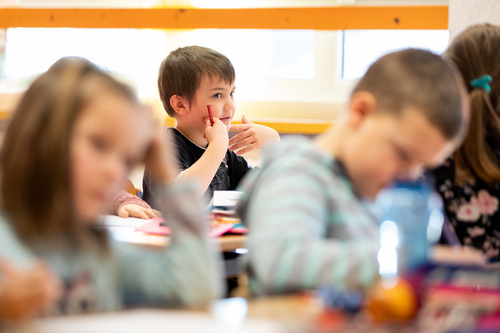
[165,116,332,135]
[230,118,331,135]
[0,6,448,30]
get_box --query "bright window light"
[170,29,317,103]
[341,29,449,80]
[5,28,140,78]
[172,29,315,81]
[4,28,167,98]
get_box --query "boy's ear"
[170,95,189,116]
[347,91,377,128]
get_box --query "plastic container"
[376,180,444,278]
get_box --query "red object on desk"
[135,218,234,237]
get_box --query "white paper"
[213,191,242,207]
[95,215,151,228]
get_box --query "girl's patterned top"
[433,157,500,260]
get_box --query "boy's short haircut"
[158,46,236,117]
[352,48,465,140]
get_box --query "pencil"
[207,104,214,126]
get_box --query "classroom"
[0,0,499,332]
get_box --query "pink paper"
[135,218,234,237]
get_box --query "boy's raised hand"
[0,258,61,320]
[204,117,229,150]
[229,115,280,155]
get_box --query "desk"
[97,216,247,280]
[3,296,318,333]
[4,244,498,333]
[98,215,247,252]
[0,294,423,333]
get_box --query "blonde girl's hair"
[0,57,138,250]
[445,23,500,183]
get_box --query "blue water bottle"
[376,180,444,278]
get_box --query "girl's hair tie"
[470,74,492,94]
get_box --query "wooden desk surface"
[3,296,320,333]
[3,294,413,333]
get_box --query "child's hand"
[204,118,229,149]
[0,258,61,320]
[178,118,228,197]
[229,115,280,155]
[117,203,162,219]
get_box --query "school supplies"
[135,217,233,237]
[135,191,247,236]
[213,190,242,208]
[210,191,248,234]
[416,264,500,332]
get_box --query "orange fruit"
[366,276,417,323]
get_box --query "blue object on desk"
[376,180,445,276]
[317,286,363,314]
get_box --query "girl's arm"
[114,181,223,307]
[114,116,223,307]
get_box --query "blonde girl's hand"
[0,258,61,320]
[117,203,162,219]
[228,115,280,155]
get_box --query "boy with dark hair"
[116,46,279,216]
[143,45,279,204]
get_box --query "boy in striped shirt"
[236,49,468,295]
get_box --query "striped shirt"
[236,136,379,295]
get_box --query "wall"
[449,0,500,40]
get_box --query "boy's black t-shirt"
[142,127,251,206]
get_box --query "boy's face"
[182,74,236,133]
[343,107,455,200]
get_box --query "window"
[341,29,450,80]
[168,29,318,100]
[0,26,451,120]
[3,28,169,99]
